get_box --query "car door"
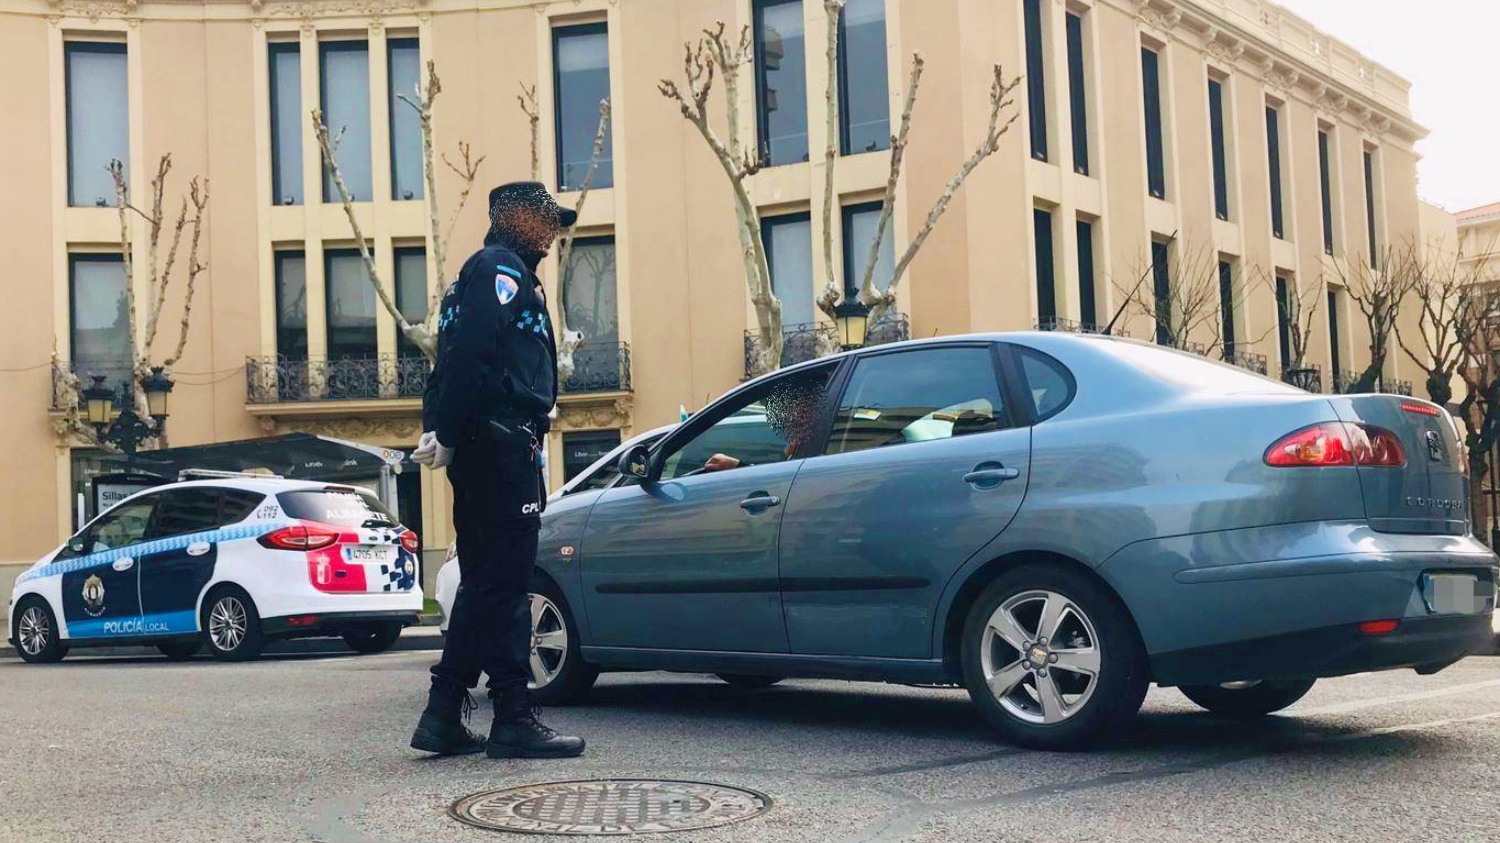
[579,363,838,652]
[778,343,1031,659]
[138,487,250,634]
[58,494,159,638]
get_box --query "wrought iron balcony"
[1034,316,1100,334]
[1229,350,1269,376]
[564,342,632,394]
[1281,364,1323,393]
[868,313,911,347]
[52,359,133,411]
[245,355,427,404]
[742,313,911,379]
[1390,379,1414,397]
[1333,368,1360,393]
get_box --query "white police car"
[8,478,422,663]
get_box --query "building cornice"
[1119,0,1426,145]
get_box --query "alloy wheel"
[18,606,49,656]
[980,589,1102,725]
[527,593,568,690]
[209,596,248,652]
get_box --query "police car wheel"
[13,597,66,664]
[343,621,403,654]
[157,639,202,661]
[201,586,265,662]
[527,578,599,706]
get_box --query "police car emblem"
[82,574,106,617]
[496,272,519,305]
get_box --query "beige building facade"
[0,0,1428,613]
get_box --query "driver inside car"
[700,374,829,473]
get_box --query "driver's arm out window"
[658,366,834,480]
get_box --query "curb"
[2,625,443,661]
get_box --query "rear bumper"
[262,610,419,638]
[1150,613,1494,686]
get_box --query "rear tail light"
[1358,619,1400,635]
[1400,401,1441,417]
[1264,423,1405,467]
[400,531,419,553]
[258,522,340,551]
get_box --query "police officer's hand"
[431,441,455,469]
[412,431,439,466]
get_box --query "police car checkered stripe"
[16,522,291,584]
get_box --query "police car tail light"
[1265,423,1404,468]
[400,531,419,553]
[258,522,340,551]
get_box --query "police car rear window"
[278,489,399,528]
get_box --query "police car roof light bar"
[177,468,285,481]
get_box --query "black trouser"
[430,432,543,697]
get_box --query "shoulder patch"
[496,273,519,305]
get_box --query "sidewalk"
[1,624,443,661]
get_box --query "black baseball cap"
[488,181,578,228]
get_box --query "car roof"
[116,476,360,502]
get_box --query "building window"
[66,43,129,208]
[320,41,372,202]
[841,202,894,300]
[1151,239,1171,345]
[388,38,423,201]
[394,247,427,358]
[1328,287,1342,382]
[269,43,303,206]
[1141,47,1166,199]
[1023,0,1048,162]
[1364,146,1379,266]
[275,251,308,360]
[1218,259,1235,359]
[762,213,814,326]
[1065,12,1089,175]
[1033,209,1056,324]
[1266,104,1285,239]
[1077,218,1096,328]
[1207,77,1230,220]
[563,430,622,482]
[325,249,376,359]
[69,255,130,378]
[754,0,809,166]
[1318,128,1335,255]
[1275,274,1291,371]
[554,23,614,191]
[837,0,889,155]
[563,236,619,346]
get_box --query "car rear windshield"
[277,489,399,528]
[1091,338,1300,394]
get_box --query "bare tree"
[659,23,779,374]
[312,60,483,364]
[554,100,612,383]
[1330,245,1418,393]
[1455,284,1500,529]
[1271,267,1324,377]
[1395,239,1490,407]
[68,154,210,448]
[1117,241,1265,357]
[814,0,1021,328]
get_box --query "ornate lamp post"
[834,300,870,351]
[80,368,174,461]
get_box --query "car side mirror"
[617,443,654,483]
[68,536,87,554]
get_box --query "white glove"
[411,431,438,466]
[430,441,454,469]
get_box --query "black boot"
[409,680,488,756]
[487,688,586,759]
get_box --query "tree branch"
[816,0,846,319]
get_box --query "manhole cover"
[450,779,772,836]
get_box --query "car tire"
[343,621,403,655]
[528,577,599,706]
[200,586,265,662]
[1178,679,1316,718]
[960,563,1148,750]
[157,639,202,661]
[13,597,66,664]
[715,674,783,689]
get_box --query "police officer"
[408,182,584,759]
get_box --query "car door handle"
[740,493,782,512]
[964,466,1021,486]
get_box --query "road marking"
[1291,677,1500,717]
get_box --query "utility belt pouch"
[486,417,538,452]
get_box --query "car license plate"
[343,545,394,564]
[1421,573,1490,615]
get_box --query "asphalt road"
[3,648,1499,843]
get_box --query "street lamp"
[81,375,115,431]
[78,368,174,461]
[142,366,173,420]
[834,299,870,350]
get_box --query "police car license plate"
[1421,573,1489,615]
[344,545,394,564]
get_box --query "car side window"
[71,497,158,555]
[826,346,1008,456]
[658,366,835,480]
[218,490,266,525]
[149,489,223,539]
[1016,347,1074,420]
